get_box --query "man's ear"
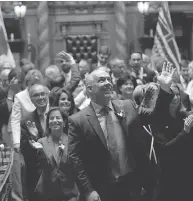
[86,85,92,92]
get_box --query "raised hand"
[184,114,193,133]
[141,84,157,108]
[60,51,76,65]
[65,52,76,64]
[156,61,176,93]
[26,121,38,140]
[29,140,43,150]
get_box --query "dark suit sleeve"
[0,97,10,128]
[65,64,80,93]
[163,129,190,148]
[68,116,94,196]
[139,88,174,125]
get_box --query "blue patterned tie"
[103,106,120,178]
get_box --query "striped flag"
[152,2,181,73]
[0,6,15,68]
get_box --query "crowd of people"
[0,46,192,201]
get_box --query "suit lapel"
[112,100,129,137]
[43,136,59,167]
[86,105,108,149]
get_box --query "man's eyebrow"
[98,76,110,78]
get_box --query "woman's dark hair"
[49,74,65,89]
[8,68,25,84]
[116,72,137,94]
[49,87,76,116]
[45,107,68,135]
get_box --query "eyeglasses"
[32,92,47,99]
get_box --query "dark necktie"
[39,114,46,132]
[103,106,120,178]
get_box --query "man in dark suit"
[68,66,174,201]
[91,46,111,72]
[130,52,155,85]
[20,84,49,201]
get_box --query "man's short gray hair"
[85,68,110,87]
[29,84,49,97]
[45,65,61,79]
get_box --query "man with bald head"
[68,68,152,201]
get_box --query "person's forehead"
[79,60,87,66]
[116,61,125,66]
[31,85,45,94]
[131,53,142,59]
[49,110,62,117]
[60,92,68,98]
[99,53,109,58]
[94,71,110,79]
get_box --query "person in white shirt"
[179,60,190,91]
[11,69,44,150]
[55,51,81,92]
[73,60,91,110]
[56,51,76,85]
[73,79,90,110]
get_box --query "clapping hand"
[184,114,193,133]
[29,140,43,150]
[26,121,38,140]
[141,85,156,108]
[156,61,176,93]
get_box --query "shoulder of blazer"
[15,89,29,100]
[69,105,93,126]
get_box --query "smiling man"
[68,68,153,201]
[20,84,49,201]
